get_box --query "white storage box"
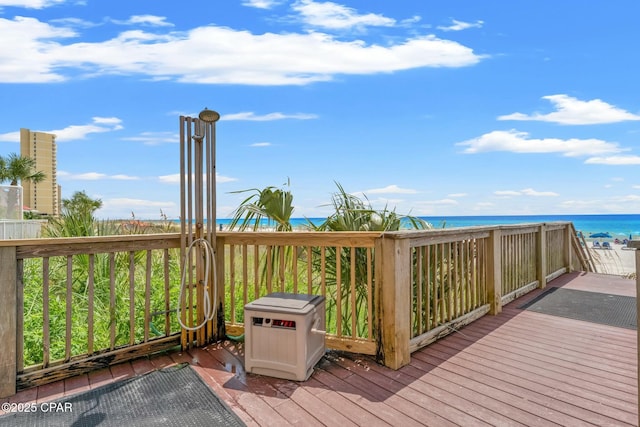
[244,293,326,381]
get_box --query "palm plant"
[228,181,294,231]
[0,153,45,219]
[45,191,103,237]
[309,182,432,337]
[227,182,296,298]
[311,182,431,232]
[0,153,46,186]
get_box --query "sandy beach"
[585,242,637,277]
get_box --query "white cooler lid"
[245,293,323,313]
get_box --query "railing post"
[213,237,226,341]
[487,229,502,315]
[564,224,573,272]
[375,234,411,370]
[0,246,17,398]
[537,224,547,289]
[628,240,640,427]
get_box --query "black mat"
[518,287,637,330]
[0,363,245,427]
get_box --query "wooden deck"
[2,271,637,426]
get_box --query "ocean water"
[214,214,640,239]
[415,214,640,239]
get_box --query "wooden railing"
[0,221,587,397]
[219,232,379,355]
[1,235,184,394]
[373,222,587,369]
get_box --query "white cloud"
[0,16,484,85]
[494,188,559,197]
[0,117,123,142]
[615,194,640,202]
[292,0,396,30]
[223,112,318,121]
[111,174,139,180]
[584,155,640,165]
[425,199,458,205]
[437,19,483,32]
[250,142,272,147]
[494,190,522,197]
[447,193,468,198]
[498,94,640,125]
[122,131,177,145]
[0,131,20,142]
[0,17,76,83]
[520,188,559,196]
[242,0,282,9]
[58,171,139,180]
[400,16,422,26]
[365,184,417,194]
[457,129,624,157]
[111,15,174,27]
[49,117,124,141]
[49,17,99,29]
[0,0,69,8]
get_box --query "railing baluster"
[16,258,24,374]
[129,251,135,346]
[242,245,248,306]
[109,253,116,350]
[415,246,423,336]
[65,256,72,362]
[350,247,356,338]
[366,247,373,340]
[164,249,170,336]
[266,246,273,294]
[253,245,259,299]
[88,254,94,355]
[42,257,50,368]
[230,244,236,324]
[293,245,298,293]
[320,247,326,297]
[279,245,285,292]
[306,246,312,294]
[426,245,433,332]
[335,246,342,337]
[144,250,152,343]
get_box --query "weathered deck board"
[1,271,637,426]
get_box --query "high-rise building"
[19,128,60,216]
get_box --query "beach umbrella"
[589,232,612,239]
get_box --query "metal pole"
[178,109,220,349]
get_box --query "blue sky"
[1,0,639,220]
